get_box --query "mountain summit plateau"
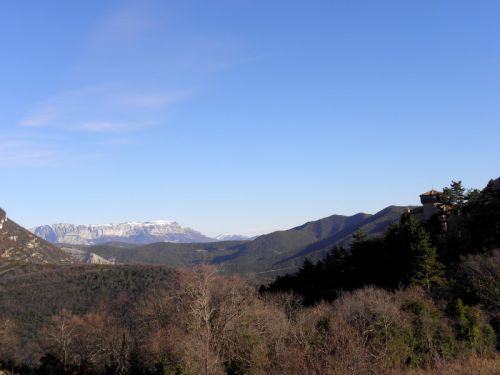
[31,220,214,245]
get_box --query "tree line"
[1,267,498,375]
[262,179,500,347]
[0,178,498,374]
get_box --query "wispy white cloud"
[0,134,112,168]
[0,139,57,167]
[18,108,57,127]
[121,89,194,109]
[14,83,192,168]
[98,137,134,146]
[18,86,104,129]
[18,85,191,133]
[88,2,155,47]
[78,121,154,133]
[12,1,244,168]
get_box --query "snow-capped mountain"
[214,234,255,241]
[31,220,214,245]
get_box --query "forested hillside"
[84,206,407,277]
[263,178,500,303]
[262,179,500,357]
[0,179,498,374]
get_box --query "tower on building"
[419,189,442,221]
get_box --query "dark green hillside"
[0,263,178,334]
[263,178,500,308]
[86,206,408,277]
[86,240,247,267]
[230,206,407,274]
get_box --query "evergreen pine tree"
[399,215,446,292]
[442,180,466,209]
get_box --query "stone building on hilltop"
[410,189,451,231]
[419,189,443,221]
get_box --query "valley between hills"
[2,204,408,278]
[1,178,499,374]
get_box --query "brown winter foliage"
[0,265,498,374]
[394,355,499,375]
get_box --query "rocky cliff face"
[60,247,115,264]
[0,208,74,264]
[32,220,214,245]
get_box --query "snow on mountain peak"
[31,220,212,245]
[215,233,253,241]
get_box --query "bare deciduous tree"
[39,309,78,369]
[0,317,19,367]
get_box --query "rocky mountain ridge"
[0,208,74,264]
[60,247,115,264]
[83,205,409,276]
[32,220,214,245]
[214,234,255,241]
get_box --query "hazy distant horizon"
[14,176,496,238]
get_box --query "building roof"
[420,189,441,197]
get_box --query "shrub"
[333,287,414,372]
[450,299,496,355]
[398,288,456,367]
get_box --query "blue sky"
[1,0,499,236]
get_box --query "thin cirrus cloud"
[121,90,194,109]
[18,2,234,135]
[18,108,57,128]
[11,1,236,169]
[0,136,110,168]
[0,128,104,168]
[87,2,155,47]
[78,121,153,133]
[18,85,193,133]
[11,85,193,168]
[0,139,57,168]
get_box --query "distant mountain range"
[4,178,497,277]
[214,234,256,241]
[79,206,410,277]
[3,205,409,275]
[31,220,216,245]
